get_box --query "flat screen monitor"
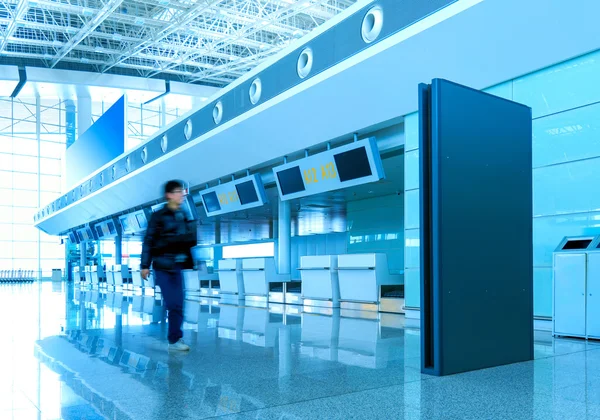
[120,216,131,232]
[86,227,94,240]
[333,146,373,182]
[69,232,77,243]
[203,191,221,213]
[135,213,148,229]
[107,221,116,234]
[95,225,104,238]
[76,231,84,242]
[277,166,305,196]
[235,180,259,205]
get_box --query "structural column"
[277,198,291,275]
[115,236,122,265]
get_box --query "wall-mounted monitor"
[135,213,148,230]
[272,137,385,201]
[107,220,116,235]
[200,174,268,218]
[95,225,104,238]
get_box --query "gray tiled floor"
[2,282,600,419]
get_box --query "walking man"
[141,180,196,351]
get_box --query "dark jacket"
[141,206,197,271]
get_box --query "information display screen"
[235,180,259,205]
[333,146,373,182]
[95,225,104,238]
[107,221,116,234]
[276,166,306,196]
[202,191,222,213]
[120,216,131,233]
[136,213,148,229]
[201,174,267,217]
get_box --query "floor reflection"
[3,283,600,419]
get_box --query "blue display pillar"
[277,198,291,275]
[65,100,76,148]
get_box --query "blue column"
[277,198,291,274]
[65,100,76,148]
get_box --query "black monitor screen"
[86,227,94,239]
[107,221,116,234]
[276,166,305,196]
[333,146,373,182]
[95,225,104,238]
[136,213,148,229]
[69,232,76,243]
[563,239,592,250]
[235,180,259,205]
[202,191,221,213]
[77,231,84,241]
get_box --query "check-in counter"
[183,269,200,293]
[337,254,403,312]
[216,259,244,304]
[300,255,340,308]
[84,266,93,285]
[72,266,85,285]
[112,264,131,288]
[91,265,105,286]
[241,258,291,306]
[285,281,302,306]
[105,266,116,288]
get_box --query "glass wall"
[0,98,67,277]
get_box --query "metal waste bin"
[553,235,598,339]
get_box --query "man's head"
[164,180,185,208]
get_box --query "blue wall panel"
[533,103,600,168]
[65,96,125,189]
[513,50,600,118]
[534,158,600,216]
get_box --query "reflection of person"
[141,180,196,351]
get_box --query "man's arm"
[141,211,159,270]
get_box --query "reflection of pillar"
[77,96,92,137]
[115,314,122,347]
[80,241,87,268]
[278,326,291,378]
[65,100,76,148]
[277,199,291,274]
[115,236,122,265]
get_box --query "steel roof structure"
[0,0,355,86]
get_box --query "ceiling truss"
[0,0,356,86]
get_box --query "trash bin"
[553,235,598,339]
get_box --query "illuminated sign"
[273,138,385,201]
[200,174,268,217]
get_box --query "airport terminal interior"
[2,0,600,418]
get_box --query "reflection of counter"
[218,305,245,341]
[242,307,283,348]
[300,312,340,362]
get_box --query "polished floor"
[2,282,600,420]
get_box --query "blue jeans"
[154,267,184,344]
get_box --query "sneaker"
[168,339,190,352]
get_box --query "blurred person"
[141,180,196,351]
